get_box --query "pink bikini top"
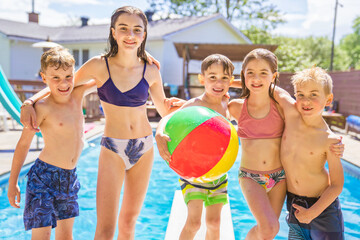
[237,98,284,139]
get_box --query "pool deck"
[0,119,359,176]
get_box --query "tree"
[147,0,284,30]
[243,25,350,72]
[339,16,360,69]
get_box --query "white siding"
[62,42,107,71]
[159,41,185,85]
[0,34,11,77]
[156,19,248,86]
[168,19,247,44]
[10,41,43,80]
[146,40,165,67]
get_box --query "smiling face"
[111,13,146,52]
[41,65,75,98]
[294,81,333,117]
[243,58,276,95]
[200,63,232,98]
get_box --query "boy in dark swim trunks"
[276,67,344,239]
[7,47,96,239]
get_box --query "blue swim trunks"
[24,158,80,231]
[286,191,344,240]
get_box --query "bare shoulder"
[144,63,161,85]
[228,98,245,111]
[181,98,200,108]
[34,97,50,122]
[82,55,105,69]
[83,56,108,73]
[34,97,49,112]
[76,55,107,85]
[229,98,245,105]
[228,98,245,120]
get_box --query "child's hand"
[8,184,21,208]
[20,104,39,132]
[330,136,344,158]
[155,133,172,163]
[145,51,160,70]
[164,97,186,109]
[292,204,315,224]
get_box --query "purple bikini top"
[97,57,149,107]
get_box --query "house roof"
[0,14,249,43]
[174,43,278,61]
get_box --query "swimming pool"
[0,135,359,239]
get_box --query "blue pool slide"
[0,65,41,136]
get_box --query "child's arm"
[293,138,344,224]
[228,99,243,121]
[230,78,242,88]
[329,136,344,158]
[274,86,296,105]
[20,88,50,131]
[7,128,36,208]
[155,113,176,162]
[148,67,178,117]
[76,80,97,98]
[8,101,45,208]
[155,99,195,161]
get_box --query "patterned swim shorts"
[179,174,228,207]
[24,158,80,230]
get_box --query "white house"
[0,13,253,87]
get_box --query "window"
[73,49,79,67]
[82,49,89,64]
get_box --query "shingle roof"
[0,14,236,43]
[147,14,221,40]
[0,18,58,41]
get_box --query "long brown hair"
[104,6,148,62]
[240,48,279,102]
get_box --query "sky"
[0,0,359,43]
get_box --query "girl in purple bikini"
[20,6,174,239]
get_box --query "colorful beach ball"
[164,106,239,183]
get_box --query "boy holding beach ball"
[156,54,238,240]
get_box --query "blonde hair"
[291,67,333,95]
[40,47,75,73]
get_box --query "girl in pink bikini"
[229,48,343,239]
[229,48,285,240]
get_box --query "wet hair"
[201,54,234,76]
[291,67,333,95]
[104,6,148,62]
[240,48,278,102]
[40,47,75,73]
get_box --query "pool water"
[0,136,359,239]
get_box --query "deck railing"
[8,79,102,120]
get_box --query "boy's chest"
[45,105,83,131]
[284,125,327,161]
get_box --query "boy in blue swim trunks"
[7,47,95,239]
[156,54,234,240]
[276,67,344,239]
